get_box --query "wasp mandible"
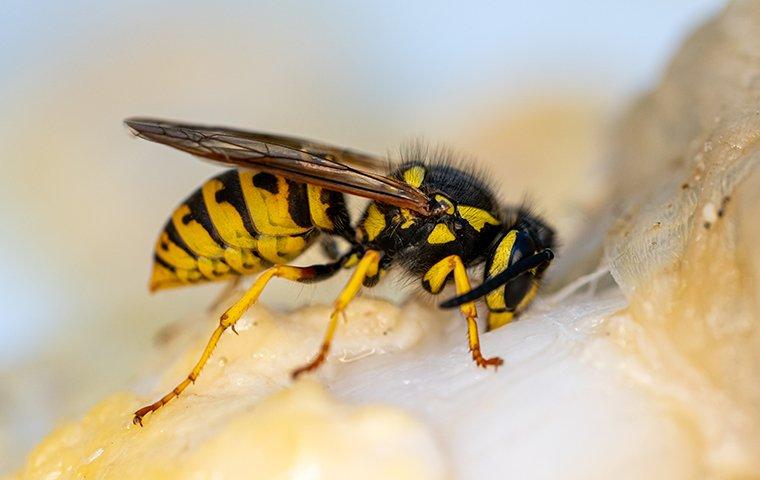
[125,118,555,425]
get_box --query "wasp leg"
[291,250,382,378]
[133,258,346,426]
[425,255,503,369]
[206,275,242,313]
[451,257,504,369]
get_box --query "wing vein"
[125,117,433,215]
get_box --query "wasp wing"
[125,117,433,215]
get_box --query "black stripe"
[185,188,227,248]
[247,248,272,269]
[252,172,279,194]
[286,180,313,228]
[154,253,177,273]
[164,220,197,259]
[322,188,351,236]
[488,307,512,313]
[291,228,318,238]
[215,170,259,239]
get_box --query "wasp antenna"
[439,249,554,309]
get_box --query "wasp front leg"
[423,256,503,369]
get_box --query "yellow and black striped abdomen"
[150,169,342,291]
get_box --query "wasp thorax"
[355,162,504,275]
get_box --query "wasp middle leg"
[291,249,382,378]
[133,253,351,426]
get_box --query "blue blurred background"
[0,0,723,470]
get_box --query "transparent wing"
[125,117,434,214]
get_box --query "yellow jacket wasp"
[125,118,555,425]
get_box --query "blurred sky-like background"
[0,0,724,470]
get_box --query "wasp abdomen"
[150,169,347,291]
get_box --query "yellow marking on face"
[435,195,455,215]
[402,165,426,188]
[201,179,257,249]
[427,223,456,244]
[155,231,197,270]
[171,205,225,259]
[457,205,500,231]
[422,257,456,293]
[307,185,334,230]
[485,292,506,312]
[363,203,386,241]
[485,230,517,312]
[239,171,311,236]
[487,311,514,330]
[488,231,516,276]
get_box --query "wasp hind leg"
[423,255,503,369]
[291,249,382,378]
[133,256,348,426]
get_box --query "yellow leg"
[291,250,382,378]
[133,263,330,426]
[435,255,504,369]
